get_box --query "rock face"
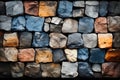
[39,1,57,17]
[92,64,101,72]
[61,62,78,78]
[113,33,120,48]
[0,1,5,15]
[50,24,62,33]
[51,17,62,25]
[73,1,85,7]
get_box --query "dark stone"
[50,24,62,33]
[0,48,7,61]
[94,73,102,78]
[0,32,4,47]
[0,1,5,15]
[113,33,120,48]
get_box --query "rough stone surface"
[113,33,120,48]
[0,32,3,47]
[61,62,78,78]
[73,9,84,17]
[92,64,101,72]
[51,17,62,25]
[73,1,84,7]
[50,24,62,33]
[45,17,51,23]
[44,23,49,32]
[86,1,99,5]
[0,48,7,61]
[0,1,5,15]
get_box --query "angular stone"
[0,32,4,47]
[24,1,39,16]
[98,33,113,48]
[62,19,78,33]
[0,15,11,31]
[25,15,44,31]
[32,32,49,47]
[82,34,97,48]
[58,1,73,17]
[86,1,99,5]
[64,49,77,62]
[92,64,101,72]
[3,33,19,47]
[44,23,49,32]
[39,1,57,17]
[113,33,120,48]
[35,48,53,63]
[41,63,61,77]
[5,1,23,16]
[0,1,5,15]
[73,1,84,7]
[78,17,94,33]
[78,48,89,61]
[67,33,83,48]
[95,17,107,33]
[49,33,67,48]
[18,48,35,62]
[45,17,51,23]
[73,9,84,17]
[89,48,105,63]
[50,24,62,33]
[51,17,62,25]
[61,62,78,78]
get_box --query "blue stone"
[89,48,105,63]
[32,32,49,47]
[78,17,94,33]
[25,15,44,31]
[58,1,73,17]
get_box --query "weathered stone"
[39,1,57,17]
[0,1,5,15]
[50,24,62,33]
[0,15,11,31]
[32,32,49,47]
[18,48,35,62]
[92,64,101,72]
[49,33,67,48]
[3,33,19,47]
[64,49,77,62]
[113,33,120,48]
[44,23,49,32]
[35,48,52,63]
[67,33,83,48]
[25,63,41,78]
[45,17,51,23]
[61,62,78,78]
[73,1,84,7]
[25,15,44,31]
[5,1,23,16]
[95,17,107,33]
[98,33,113,48]
[82,34,97,48]
[73,9,84,17]
[0,32,3,47]
[89,48,105,63]
[41,63,61,77]
[86,1,99,5]
[78,17,94,33]
[51,17,62,25]
[62,19,78,33]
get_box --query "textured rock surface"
[113,33,120,48]
[0,48,8,61]
[92,64,101,72]
[51,17,62,25]
[73,9,84,17]
[45,17,51,23]
[50,24,62,33]
[0,1,5,15]
[44,23,49,32]
[73,1,84,7]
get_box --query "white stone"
[86,1,99,5]
[73,9,84,17]
[51,17,62,24]
[45,17,51,23]
[73,1,85,7]
[44,23,49,32]
[92,64,101,72]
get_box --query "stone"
[94,73,102,78]
[0,32,4,47]
[73,9,84,17]
[11,62,24,78]
[64,49,77,62]
[89,48,105,63]
[62,19,78,33]
[20,32,32,47]
[73,1,84,7]
[44,23,49,32]
[61,62,78,78]
[58,1,73,17]
[82,34,97,48]
[51,17,62,25]
[35,48,53,63]
[18,48,35,62]
[0,15,11,31]
[3,33,19,47]
[0,1,5,15]
[50,24,62,33]
[41,63,61,77]
[92,64,101,72]
[67,33,83,48]
[39,1,57,17]
[98,33,113,48]
[108,16,120,32]
[25,63,41,78]
[24,1,39,16]
[113,33,120,48]
[94,17,107,33]
[5,1,23,16]
[78,62,93,77]
[86,1,99,5]
[32,32,49,47]
[102,62,120,77]
[49,33,67,48]
[78,48,89,61]
[45,17,51,23]
[25,15,44,31]
[78,17,94,33]
[11,16,25,31]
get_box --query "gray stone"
[86,1,99,5]
[50,24,62,33]
[44,23,49,32]
[45,17,51,23]
[73,1,84,7]
[92,64,101,72]
[73,9,84,17]
[51,17,62,24]
[0,1,5,15]
[94,73,102,78]
[113,33,120,48]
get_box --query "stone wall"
[0,0,120,78]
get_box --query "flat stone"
[25,15,44,31]
[39,1,57,17]
[73,9,84,17]
[64,49,77,62]
[58,1,73,17]
[89,48,105,63]
[78,17,94,33]
[0,15,11,31]
[86,1,99,5]
[98,33,113,48]
[0,1,5,15]
[67,33,83,48]
[82,34,97,48]
[49,33,67,48]
[73,1,84,7]
[61,62,78,78]
[44,23,49,32]
[51,17,62,25]
[92,64,101,72]
[35,48,53,63]
[62,19,78,33]
[41,63,61,77]
[50,24,62,33]
[78,48,89,61]
[3,33,19,47]
[18,48,35,62]
[5,1,23,16]
[45,17,51,23]
[32,32,49,47]
[113,33,120,48]
[0,32,3,47]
